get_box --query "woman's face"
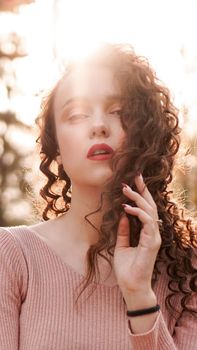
[53,65,125,188]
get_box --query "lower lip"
[87,154,112,160]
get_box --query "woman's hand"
[113,174,162,306]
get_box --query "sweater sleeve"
[127,293,197,349]
[0,228,28,350]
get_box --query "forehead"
[54,65,120,113]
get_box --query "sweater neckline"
[23,225,119,289]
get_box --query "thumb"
[115,213,130,248]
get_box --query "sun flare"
[0,0,197,134]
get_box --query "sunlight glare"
[1,0,197,133]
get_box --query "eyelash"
[69,113,88,120]
[68,109,122,120]
[109,109,122,116]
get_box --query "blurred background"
[0,0,197,227]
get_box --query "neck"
[60,183,109,246]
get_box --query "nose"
[90,124,110,138]
[89,108,110,139]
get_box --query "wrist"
[127,304,160,317]
[123,289,157,311]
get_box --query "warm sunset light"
[1,4,197,347]
[1,0,197,225]
[1,0,197,133]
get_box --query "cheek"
[58,141,81,179]
[56,124,78,150]
[58,134,78,158]
[56,127,85,170]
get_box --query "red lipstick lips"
[87,143,114,160]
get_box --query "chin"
[87,175,112,189]
[71,167,113,188]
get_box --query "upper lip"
[87,143,114,157]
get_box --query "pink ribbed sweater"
[0,226,196,350]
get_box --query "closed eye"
[109,109,122,116]
[68,113,90,120]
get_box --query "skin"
[33,65,161,333]
[52,65,125,246]
[32,66,125,278]
[115,175,161,333]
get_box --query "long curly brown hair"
[36,44,196,318]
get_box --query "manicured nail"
[122,183,131,192]
[121,182,128,188]
[122,203,129,209]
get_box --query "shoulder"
[0,225,30,264]
[0,226,23,253]
[0,224,48,271]
[27,216,69,245]
[0,226,29,298]
[28,220,55,242]
[0,225,35,250]
[0,222,49,243]
[0,222,51,269]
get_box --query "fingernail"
[122,203,129,208]
[122,183,131,192]
[121,182,128,188]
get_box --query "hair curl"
[36,44,196,318]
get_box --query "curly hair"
[36,44,197,318]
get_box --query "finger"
[122,204,158,231]
[122,205,161,250]
[122,185,154,218]
[115,213,130,248]
[134,174,156,209]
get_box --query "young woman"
[0,44,196,349]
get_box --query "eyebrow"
[62,94,122,110]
